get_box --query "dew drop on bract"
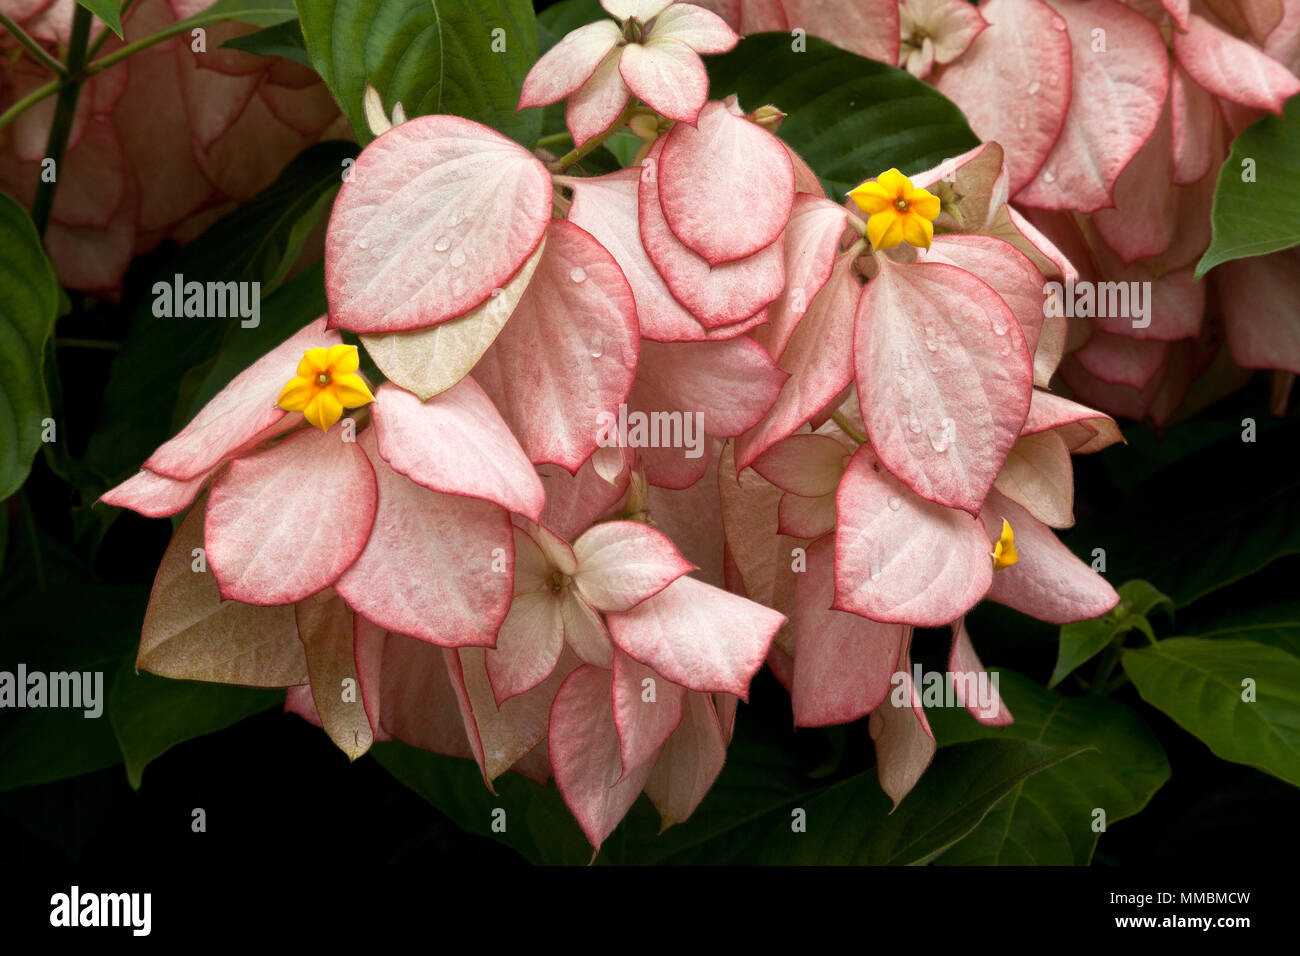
[357,237,371,249]
[1027,81,1040,95]
[887,496,901,511]
[908,409,923,434]
[924,326,939,352]
[590,333,603,358]
[434,235,452,252]
[450,248,466,268]
[929,417,955,453]
[1042,169,1056,184]
[570,266,587,283]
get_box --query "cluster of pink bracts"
[96,0,1142,851]
[694,0,1300,423]
[0,0,344,295]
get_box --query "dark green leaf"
[706,33,980,198]
[221,18,312,68]
[755,739,1089,865]
[1190,598,1300,658]
[82,141,353,490]
[1123,637,1300,787]
[0,583,145,791]
[0,193,59,502]
[929,670,1169,864]
[295,0,541,147]
[108,656,283,789]
[372,740,593,865]
[537,0,602,53]
[1196,94,1300,277]
[75,0,123,37]
[1069,416,1300,608]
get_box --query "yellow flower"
[991,519,1018,572]
[848,168,941,250]
[277,344,375,431]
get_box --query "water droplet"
[1047,71,1060,86]
[1042,169,1056,184]
[450,248,466,268]
[992,314,1008,336]
[1027,81,1040,95]
[887,496,901,512]
[451,275,468,297]
[929,418,955,453]
[434,235,452,252]
[590,333,603,358]
[999,343,1011,357]
[570,266,588,283]
[908,410,923,434]
[1052,19,1066,31]
[1017,116,1028,131]
[924,326,939,352]
[357,237,371,250]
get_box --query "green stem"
[0,11,69,76]
[1089,641,1124,696]
[831,411,868,446]
[536,131,573,150]
[30,5,92,238]
[0,77,60,133]
[553,100,639,172]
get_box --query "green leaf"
[0,583,146,791]
[0,193,59,502]
[928,670,1169,864]
[1123,637,1300,787]
[295,0,541,148]
[756,739,1089,865]
[536,0,602,52]
[108,656,283,789]
[705,33,980,198]
[75,0,123,37]
[221,18,312,68]
[178,261,328,424]
[1190,599,1300,659]
[1196,94,1300,277]
[1050,580,1172,688]
[82,141,354,490]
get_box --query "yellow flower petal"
[867,209,904,249]
[909,188,941,221]
[331,373,375,408]
[848,181,892,214]
[304,389,345,431]
[297,346,331,378]
[325,343,359,375]
[875,168,910,196]
[277,376,317,412]
[992,519,1018,571]
[901,213,934,250]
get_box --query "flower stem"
[0,11,69,76]
[30,5,92,238]
[86,0,141,59]
[536,131,573,150]
[552,100,640,173]
[831,411,868,446]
